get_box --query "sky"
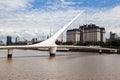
[0,0,120,42]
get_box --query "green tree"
[105,39,120,48]
[63,41,74,45]
[76,41,84,46]
[111,39,120,47]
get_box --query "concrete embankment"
[117,49,120,54]
[69,48,119,54]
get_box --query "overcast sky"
[0,0,120,42]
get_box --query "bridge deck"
[0,45,117,51]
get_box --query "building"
[79,24,106,42]
[67,29,80,43]
[67,24,106,43]
[15,36,20,43]
[110,32,118,39]
[7,36,12,45]
[0,40,4,46]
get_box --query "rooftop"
[79,24,105,30]
[67,28,80,32]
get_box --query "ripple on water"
[0,50,120,80]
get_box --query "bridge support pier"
[7,49,13,58]
[49,47,57,57]
[115,49,118,53]
[99,49,102,54]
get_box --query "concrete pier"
[49,47,57,57]
[7,49,13,58]
[99,49,102,54]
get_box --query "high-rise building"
[110,31,118,39]
[15,36,20,43]
[79,24,106,42]
[67,24,106,43]
[7,36,12,45]
[67,29,80,43]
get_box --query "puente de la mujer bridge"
[0,11,118,58]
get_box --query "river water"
[0,50,120,80]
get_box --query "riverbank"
[69,48,120,54]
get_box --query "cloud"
[0,8,83,42]
[0,0,33,11]
[0,0,81,34]
[0,0,120,42]
[60,0,80,5]
[85,6,120,33]
[45,0,81,10]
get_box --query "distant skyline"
[0,0,120,42]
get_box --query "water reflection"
[7,58,12,62]
[49,56,55,60]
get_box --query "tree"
[63,41,74,45]
[111,39,120,47]
[76,41,84,46]
[106,39,120,48]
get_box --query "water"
[0,50,120,80]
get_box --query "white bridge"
[0,12,118,58]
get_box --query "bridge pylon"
[30,12,83,57]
